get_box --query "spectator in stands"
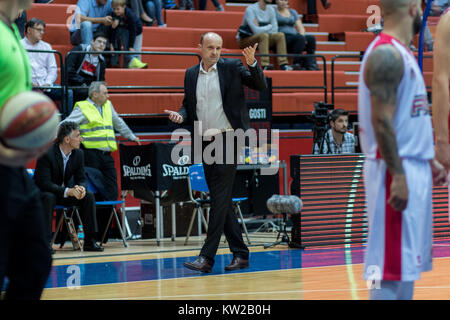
[198,0,224,11]
[430,0,449,16]
[127,0,153,25]
[69,0,113,46]
[237,0,294,71]
[62,82,140,243]
[66,32,107,104]
[14,9,26,37]
[162,0,177,9]
[22,18,74,110]
[275,0,319,70]
[109,0,147,68]
[34,121,103,252]
[305,0,330,23]
[178,0,194,10]
[423,23,435,51]
[142,0,166,26]
[313,108,355,154]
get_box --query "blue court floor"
[45,241,450,289]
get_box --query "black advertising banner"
[119,143,190,191]
[245,77,272,144]
[151,143,189,191]
[119,143,153,190]
[245,77,272,126]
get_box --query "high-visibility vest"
[76,100,117,152]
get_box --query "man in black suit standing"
[165,32,266,273]
[34,121,103,252]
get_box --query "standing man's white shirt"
[196,62,232,137]
[21,37,57,86]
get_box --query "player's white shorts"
[363,158,433,282]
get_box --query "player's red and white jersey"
[357,33,434,160]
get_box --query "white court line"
[344,158,364,300]
[100,285,450,300]
[99,288,371,300]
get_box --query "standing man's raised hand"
[242,43,258,66]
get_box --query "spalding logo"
[123,156,151,178]
[133,156,141,166]
[163,155,190,178]
[177,155,190,166]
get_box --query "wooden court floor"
[39,233,450,300]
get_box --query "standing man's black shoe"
[225,257,249,271]
[83,239,104,252]
[183,256,213,273]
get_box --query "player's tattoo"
[365,45,404,105]
[365,44,405,174]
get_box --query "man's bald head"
[380,0,420,16]
[200,32,222,45]
[199,32,223,71]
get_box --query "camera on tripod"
[311,102,334,154]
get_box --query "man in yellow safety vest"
[62,81,140,202]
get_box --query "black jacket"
[178,58,266,131]
[66,44,106,87]
[34,144,87,198]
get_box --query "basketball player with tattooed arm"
[0,0,53,300]
[357,0,447,300]
[431,8,450,171]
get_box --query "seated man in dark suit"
[34,121,103,252]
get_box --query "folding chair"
[27,169,83,251]
[50,205,84,251]
[86,176,128,248]
[184,164,210,245]
[185,164,251,245]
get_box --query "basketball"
[0,91,60,150]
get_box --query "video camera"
[312,102,332,126]
[311,102,334,154]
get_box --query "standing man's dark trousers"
[0,166,52,300]
[199,132,249,265]
[82,148,118,201]
[82,147,118,242]
[40,191,98,243]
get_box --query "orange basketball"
[0,91,60,150]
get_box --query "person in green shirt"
[0,0,52,300]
